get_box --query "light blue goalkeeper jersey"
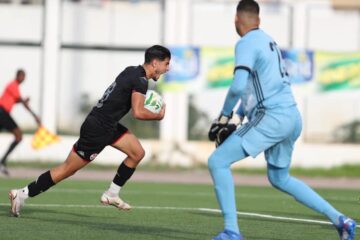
[232,28,296,119]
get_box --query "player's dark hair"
[144,45,171,63]
[16,69,25,77]
[237,0,260,15]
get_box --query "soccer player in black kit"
[9,45,171,217]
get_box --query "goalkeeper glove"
[215,123,237,147]
[208,112,232,141]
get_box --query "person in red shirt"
[0,69,41,175]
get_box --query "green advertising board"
[316,52,360,91]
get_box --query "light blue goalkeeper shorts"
[217,105,302,168]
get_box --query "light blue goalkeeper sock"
[267,165,342,224]
[208,143,248,234]
[211,167,239,233]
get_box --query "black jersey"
[90,65,148,127]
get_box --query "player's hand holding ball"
[144,90,165,119]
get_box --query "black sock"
[28,170,55,197]
[113,162,135,187]
[1,140,20,165]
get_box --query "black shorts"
[0,107,18,131]
[73,114,128,161]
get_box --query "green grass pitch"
[0,178,359,239]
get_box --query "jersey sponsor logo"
[90,153,98,161]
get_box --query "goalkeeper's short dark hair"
[236,0,260,15]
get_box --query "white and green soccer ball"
[144,90,163,114]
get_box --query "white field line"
[0,202,359,229]
[0,187,354,201]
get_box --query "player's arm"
[209,41,254,143]
[131,91,165,120]
[221,69,249,117]
[208,69,249,141]
[19,97,42,126]
[209,69,248,140]
[221,38,255,116]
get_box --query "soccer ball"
[144,90,163,114]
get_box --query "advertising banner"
[161,46,200,92]
[282,49,314,84]
[161,46,317,92]
[316,52,360,91]
[202,47,234,88]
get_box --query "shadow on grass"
[190,210,338,240]
[12,207,209,240]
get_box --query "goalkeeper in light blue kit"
[207,1,357,239]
